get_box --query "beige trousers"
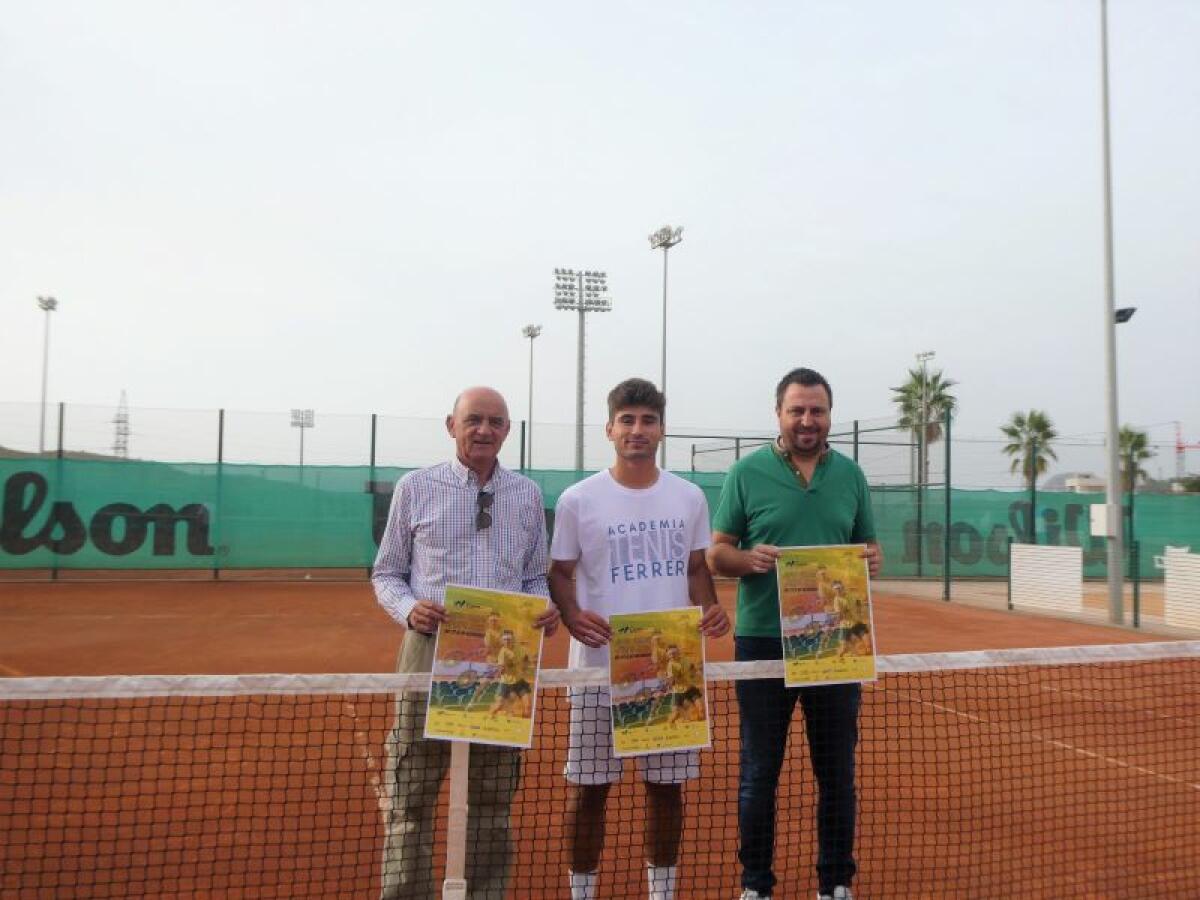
[378,630,521,900]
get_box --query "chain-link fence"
[3,402,1197,619]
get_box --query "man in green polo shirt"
[707,367,882,900]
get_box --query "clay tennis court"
[1,578,1196,897]
[0,577,1165,676]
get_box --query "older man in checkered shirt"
[373,386,559,900]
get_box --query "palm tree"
[891,367,957,486]
[1118,426,1154,491]
[1000,410,1058,489]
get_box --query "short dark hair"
[607,378,665,423]
[775,367,833,410]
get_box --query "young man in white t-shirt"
[549,378,731,900]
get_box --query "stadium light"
[648,226,683,468]
[36,295,58,455]
[291,408,314,466]
[1099,0,1123,625]
[522,324,542,468]
[916,350,935,488]
[554,269,611,470]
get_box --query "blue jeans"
[735,636,860,897]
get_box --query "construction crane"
[112,391,130,459]
[1175,421,1200,480]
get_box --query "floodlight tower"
[554,269,611,471]
[291,408,314,466]
[522,324,542,468]
[916,350,936,486]
[649,225,683,468]
[36,295,58,454]
[1099,0,1123,624]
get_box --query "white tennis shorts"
[564,686,700,785]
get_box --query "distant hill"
[0,445,124,462]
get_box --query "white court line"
[1044,740,1199,790]
[992,671,1191,725]
[885,685,1200,792]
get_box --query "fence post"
[1029,440,1038,544]
[1006,536,1014,610]
[368,413,377,579]
[1127,453,1138,627]
[1131,540,1140,628]
[915,423,924,578]
[214,409,224,581]
[852,420,859,462]
[1126,449,1136,571]
[51,402,64,582]
[943,410,952,602]
[734,437,742,461]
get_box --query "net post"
[214,408,224,581]
[852,419,859,462]
[735,436,742,461]
[442,740,470,900]
[519,419,527,471]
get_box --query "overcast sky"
[2,1,1197,484]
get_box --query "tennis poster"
[424,584,548,748]
[776,544,876,687]
[608,607,710,757]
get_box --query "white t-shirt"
[550,469,712,669]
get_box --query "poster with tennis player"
[608,606,710,757]
[776,544,876,686]
[425,584,548,748]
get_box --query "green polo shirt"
[711,443,876,637]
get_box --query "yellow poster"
[424,584,548,748]
[609,607,710,757]
[776,545,876,686]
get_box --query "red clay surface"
[0,579,1163,677]
[1,579,1194,898]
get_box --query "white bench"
[1010,543,1083,614]
[1154,545,1191,570]
[1164,548,1200,631]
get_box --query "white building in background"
[1064,473,1106,493]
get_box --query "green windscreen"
[2,460,1197,576]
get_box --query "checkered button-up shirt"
[372,458,550,626]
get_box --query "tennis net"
[2,641,1198,898]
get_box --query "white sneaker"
[739,891,769,900]
[817,887,854,900]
